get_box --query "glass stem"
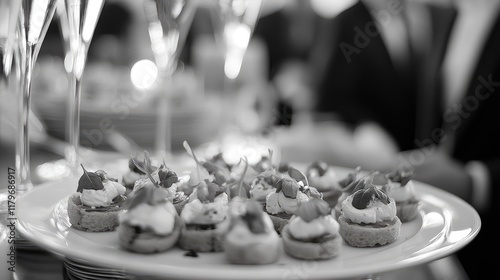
[16,45,34,194]
[155,74,172,160]
[219,73,237,140]
[66,73,81,173]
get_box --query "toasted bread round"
[338,215,401,247]
[177,220,228,252]
[396,199,421,222]
[281,225,341,260]
[67,193,122,232]
[118,215,181,254]
[224,233,281,264]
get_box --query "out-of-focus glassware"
[16,0,58,194]
[211,0,262,81]
[143,0,196,159]
[0,0,21,82]
[209,0,262,141]
[0,0,21,147]
[0,1,21,279]
[58,0,105,174]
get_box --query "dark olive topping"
[261,173,279,186]
[287,166,309,186]
[157,168,179,188]
[77,165,104,192]
[202,161,229,185]
[275,178,299,199]
[352,186,390,209]
[196,179,225,203]
[278,162,290,173]
[129,153,157,175]
[342,177,369,194]
[241,200,266,234]
[128,158,143,173]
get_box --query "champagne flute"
[0,0,21,82]
[58,0,105,174]
[143,0,196,159]
[0,5,22,274]
[212,0,262,81]
[209,0,262,140]
[0,0,21,155]
[16,0,58,194]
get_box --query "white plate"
[16,167,480,280]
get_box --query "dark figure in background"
[253,0,328,126]
[404,1,500,279]
[319,1,500,279]
[315,0,455,151]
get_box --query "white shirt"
[362,0,431,72]
[363,0,411,69]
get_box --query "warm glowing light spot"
[130,59,158,90]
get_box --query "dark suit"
[317,2,500,278]
[253,6,326,126]
[315,1,456,151]
[442,11,500,280]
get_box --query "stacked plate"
[63,257,129,280]
[15,245,64,280]
[15,235,38,250]
[63,257,170,280]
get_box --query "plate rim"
[16,166,481,279]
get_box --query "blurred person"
[314,0,456,152]
[253,0,329,126]
[394,0,500,279]
[314,0,500,278]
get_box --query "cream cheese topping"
[181,192,229,225]
[81,180,126,207]
[173,175,189,190]
[249,177,275,202]
[265,191,310,215]
[265,192,281,214]
[288,215,339,240]
[120,202,177,235]
[308,169,337,191]
[341,195,397,224]
[385,180,416,202]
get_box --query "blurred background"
[2,0,497,279]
